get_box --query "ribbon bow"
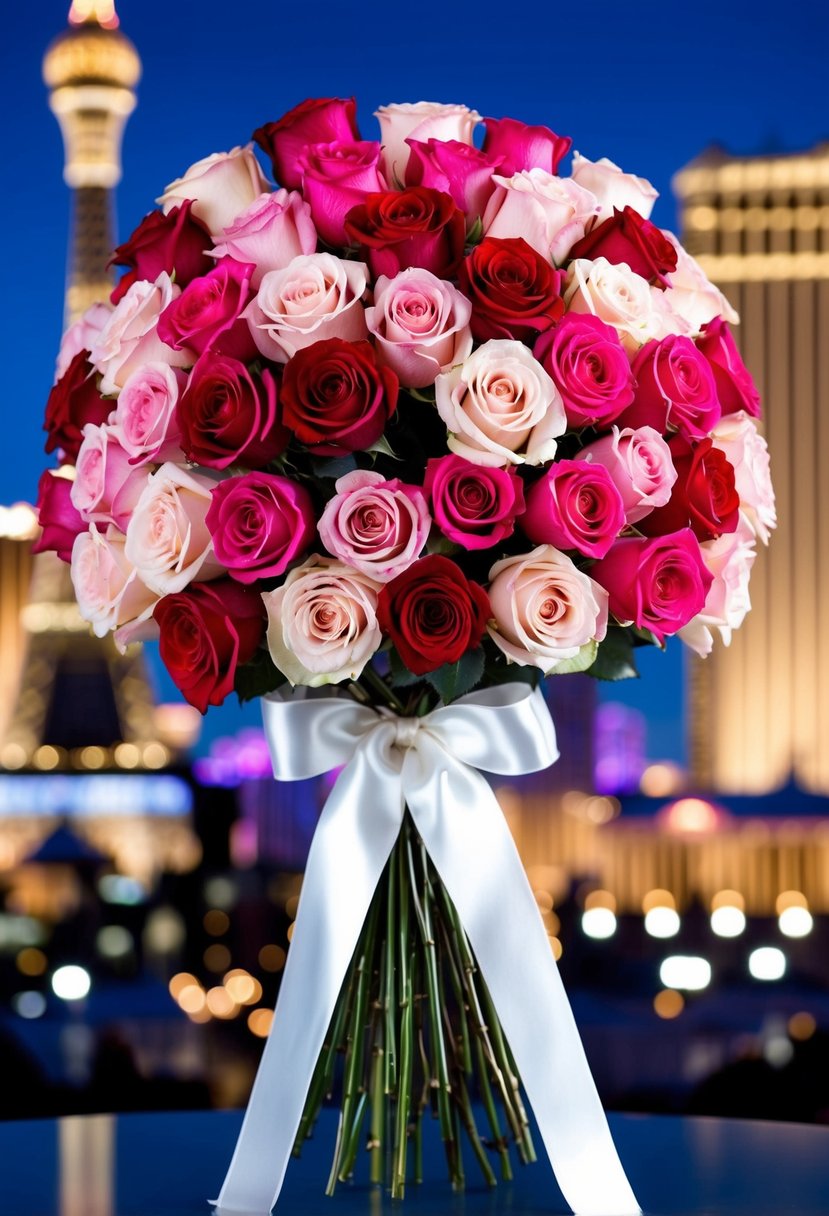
[215,683,640,1216]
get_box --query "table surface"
[3,1107,829,1215]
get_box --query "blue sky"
[1,1,823,759]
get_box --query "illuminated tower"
[674,145,829,794]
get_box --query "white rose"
[374,101,481,183]
[564,258,663,353]
[483,169,599,264]
[124,463,224,595]
[157,145,269,237]
[570,153,658,223]
[90,273,191,395]
[71,523,159,641]
[678,520,756,656]
[56,302,113,382]
[662,231,740,335]
[711,411,776,544]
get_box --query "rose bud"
[157,145,269,237]
[344,187,466,280]
[44,350,111,463]
[424,455,525,551]
[206,472,316,584]
[177,353,287,470]
[157,257,257,362]
[109,201,213,304]
[697,318,761,418]
[374,102,480,184]
[568,207,678,287]
[298,140,385,247]
[534,313,634,430]
[482,116,571,177]
[32,470,86,562]
[522,460,626,559]
[254,97,360,190]
[459,237,564,344]
[638,438,740,542]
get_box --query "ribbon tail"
[406,741,641,1216]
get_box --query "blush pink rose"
[124,463,224,595]
[71,424,150,531]
[697,318,761,418]
[244,253,368,362]
[579,425,677,524]
[71,523,159,640]
[113,362,185,466]
[482,116,571,177]
[424,455,525,550]
[405,138,502,221]
[90,273,192,395]
[254,98,360,191]
[374,101,481,184]
[157,257,256,361]
[711,411,776,543]
[298,140,386,247]
[55,303,112,382]
[570,153,658,223]
[483,169,599,264]
[534,313,634,429]
[32,470,86,562]
[563,258,663,353]
[662,232,739,335]
[590,529,713,642]
[678,519,756,657]
[157,145,269,237]
[618,335,721,439]
[211,190,317,287]
[522,460,626,558]
[205,471,316,584]
[365,268,472,388]
[318,470,430,581]
[488,544,608,672]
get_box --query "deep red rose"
[154,579,266,713]
[253,97,360,190]
[177,353,287,469]
[482,116,571,177]
[44,350,111,463]
[157,257,257,361]
[697,318,761,418]
[109,202,213,305]
[377,554,490,675]
[344,187,465,279]
[281,338,398,456]
[458,237,564,343]
[31,470,85,562]
[619,335,721,440]
[569,207,678,287]
[638,437,740,541]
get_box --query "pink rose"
[678,519,756,657]
[482,116,571,177]
[205,472,316,584]
[157,257,256,361]
[662,233,739,335]
[579,426,677,524]
[32,470,85,562]
[374,101,481,184]
[570,153,658,223]
[113,362,185,466]
[590,529,713,642]
[488,544,608,672]
[297,140,385,247]
[405,139,502,221]
[254,98,360,190]
[90,273,191,395]
[263,555,382,686]
[711,411,776,543]
[534,313,634,429]
[563,258,663,353]
[424,454,525,550]
[244,253,368,362]
[483,169,599,264]
[697,318,761,418]
[55,303,112,382]
[157,145,269,237]
[71,523,158,640]
[618,336,721,440]
[318,470,430,581]
[71,424,149,532]
[522,460,626,558]
[435,339,565,467]
[365,268,472,388]
[211,190,318,287]
[124,463,224,595]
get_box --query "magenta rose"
[618,336,721,439]
[424,455,525,550]
[205,471,316,584]
[405,138,502,220]
[482,116,571,177]
[318,470,431,581]
[32,470,86,562]
[109,201,213,305]
[70,424,149,531]
[298,140,385,247]
[590,529,714,642]
[44,350,112,463]
[579,426,677,524]
[535,313,634,429]
[157,257,256,362]
[697,318,761,418]
[177,353,287,469]
[254,97,360,190]
[211,190,318,286]
[365,268,472,388]
[522,460,626,559]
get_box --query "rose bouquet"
[38,96,774,1214]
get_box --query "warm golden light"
[204,944,232,973]
[206,987,238,1019]
[258,944,286,973]
[639,762,685,798]
[788,1012,817,1042]
[662,798,721,835]
[654,989,685,1019]
[204,909,230,937]
[177,984,206,1015]
[248,1009,274,1038]
[68,0,119,28]
[168,972,199,1001]
[17,948,48,977]
[224,970,262,1006]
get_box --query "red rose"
[109,202,213,305]
[697,318,761,418]
[638,438,740,541]
[31,470,85,562]
[253,97,360,190]
[569,207,678,287]
[619,336,721,440]
[157,257,257,361]
[481,116,571,177]
[297,140,385,247]
[458,237,564,343]
[154,579,266,713]
[281,338,398,456]
[377,554,490,675]
[344,187,465,279]
[44,350,111,462]
[177,353,287,469]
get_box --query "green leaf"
[407,385,436,405]
[235,647,287,704]
[388,647,424,689]
[632,626,665,649]
[366,434,401,460]
[548,639,598,676]
[425,648,485,704]
[588,628,639,682]
[465,215,484,247]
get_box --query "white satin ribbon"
[214,683,640,1216]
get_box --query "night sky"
[1,1,824,759]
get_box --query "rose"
[157,145,269,237]
[263,555,382,686]
[482,116,571,177]
[90,273,191,395]
[618,335,721,439]
[32,470,85,562]
[297,140,385,247]
[522,460,626,558]
[424,455,525,550]
[534,314,634,429]
[280,339,398,455]
[124,463,224,595]
[109,202,213,304]
[405,139,502,221]
[113,362,185,466]
[711,411,776,543]
[590,529,713,642]
[365,268,472,388]
[344,187,466,280]
[318,470,430,581]
[177,353,286,469]
[570,153,658,223]
[244,253,368,363]
[662,233,739,335]
[205,471,316,584]
[376,554,489,675]
[71,523,158,640]
[254,97,360,190]
[697,318,761,418]
[563,257,663,353]
[211,191,317,287]
[638,438,740,541]
[44,350,111,462]
[487,545,609,672]
[482,169,599,264]
[579,426,677,524]
[71,424,149,531]
[373,102,480,183]
[458,238,564,344]
[568,207,678,287]
[155,579,266,713]
[157,258,256,361]
[678,520,756,656]
[435,339,565,467]
[55,303,112,380]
